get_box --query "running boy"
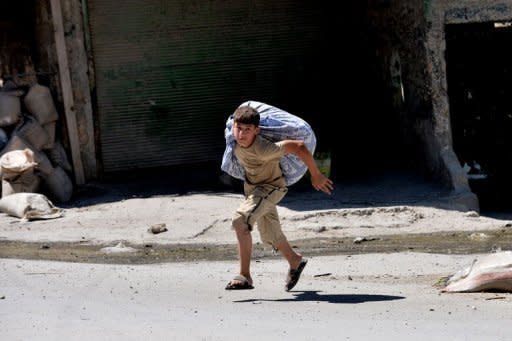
[225,105,333,291]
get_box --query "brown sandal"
[285,258,308,291]
[225,275,254,290]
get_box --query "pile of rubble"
[0,80,73,202]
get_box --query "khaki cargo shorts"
[232,185,288,248]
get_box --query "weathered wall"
[61,0,97,180]
[34,0,97,181]
[0,1,37,84]
[423,0,512,209]
[366,0,485,210]
[368,0,433,172]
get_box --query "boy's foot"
[225,275,254,290]
[285,258,308,291]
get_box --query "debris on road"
[353,236,380,244]
[100,241,137,254]
[442,251,512,293]
[148,223,168,234]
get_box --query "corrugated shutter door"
[88,0,323,172]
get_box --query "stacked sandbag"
[0,193,63,220]
[0,149,39,197]
[0,88,22,127]
[0,82,74,202]
[24,83,58,150]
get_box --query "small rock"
[468,233,489,241]
[464,211,479,218]
[41,244,50,250]
[314,226,327,233]
[148,223,168,234]
[0,296,5,299]
[353,237,378,244]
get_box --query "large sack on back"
[0,192,62,220]
[221,101,316,186]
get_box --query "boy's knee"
[232,215,252,233]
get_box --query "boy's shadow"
[233,291,405,304]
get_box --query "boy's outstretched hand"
[281,140,334,194]
[311,172,334,195]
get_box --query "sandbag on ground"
[442,251,512,292]
[0,192,63,220]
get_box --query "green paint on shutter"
[88,0,324,172]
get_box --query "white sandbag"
[0,135,52,176]
[442,251,512,292]
[2,174,40,197]
[15,115,49,150]
[0,192,62,220]
[41,166,73,202]
[1,178,14,197]
[221,100,316,186]
[23,84,58,124]
[0,149,37,180]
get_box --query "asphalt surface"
[2,175,512,340]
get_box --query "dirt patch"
[1,228,511,264]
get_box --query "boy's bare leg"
[231,226,253,285]
[275,239,303,269]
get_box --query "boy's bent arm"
[281,140,334,194]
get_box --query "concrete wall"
[422,0,512,209]
[367,0,494,210]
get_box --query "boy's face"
[233,122,260,148]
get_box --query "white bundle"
[0,149,37,179]
[221,101,316,186]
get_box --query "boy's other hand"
[311,173,334,195]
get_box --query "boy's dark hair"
[233,106,260,126]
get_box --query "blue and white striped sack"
[221,100,316,186]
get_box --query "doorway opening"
[446,22,512,210]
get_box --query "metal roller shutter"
[88,0,323,172]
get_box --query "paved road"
[2,253,511,340]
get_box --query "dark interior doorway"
[446,22,512,210]
[280,2,408,183]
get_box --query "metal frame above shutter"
[88,0,324,172]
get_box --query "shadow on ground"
[65,167,453,212]
[233,290,406,304]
